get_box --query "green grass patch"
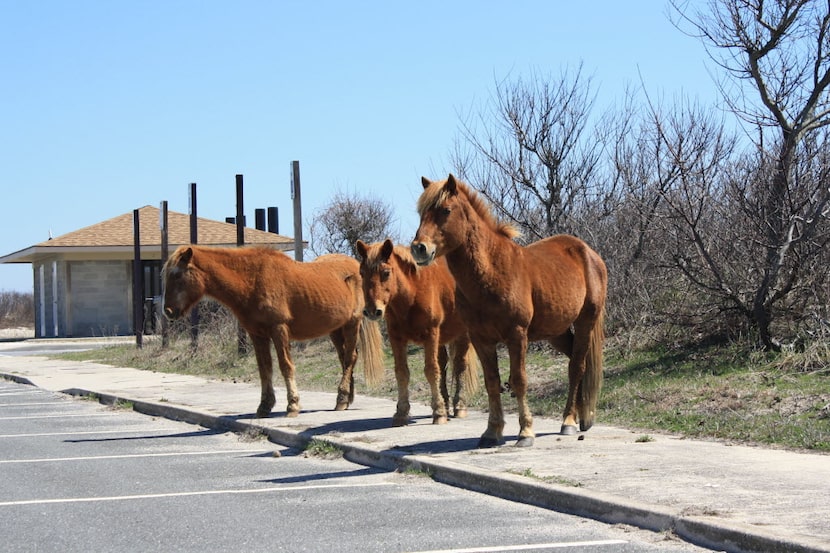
[303,439,343,459]
[54,323,830,452]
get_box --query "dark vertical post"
[235,174,247,354]
[132,209,144,349]
[267,207,279,234]
[159,200,169,348]
[189,183,199,348]
[255,208,266,231]
[291,161,303,261]
[235,174,245,247]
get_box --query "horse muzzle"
[163,306,182,320]
[410,242,435,266]
[363,306,384,321]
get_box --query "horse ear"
[445,174,458,196]
[180,247,194,265]
[355,240,368,260]
[421,176,432,189]
[380,239,394,261]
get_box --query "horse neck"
[386,254,418,313]
[193,248,260,305]
[445,213,516,298]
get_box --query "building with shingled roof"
[0,205,300,338]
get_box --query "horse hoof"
[477,436,504,448]
[515,436,534,448]
[432,415,448,425]
[255,407,271,418]
[560,424,578,436]
[334,402,349,411]
[453,408,468,419]
[580,420,594,432]
[392,416,410,427]
[286,410,300,418]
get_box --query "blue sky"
[0,1,715,292]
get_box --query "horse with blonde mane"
[162,245,384,418]
[356,239,478,426]
[411,175,607,448]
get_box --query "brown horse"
[356,239,478,426]
[411,175,607,448]
[162,245,385,418]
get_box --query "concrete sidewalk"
[1,351,828,553]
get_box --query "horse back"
[260,253,364,340]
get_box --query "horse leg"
[556,329,589,435]
[507,331,534,447]
[473,340,504,447]
[451,335,472,418]
[389,335,411,426]
[423,333,449,424]
[551,333,577,434]
[438,344,451,420]
[330,322,359,410]
[271,326,300,417]
[250,334,276,418]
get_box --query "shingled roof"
[0,205,299,264]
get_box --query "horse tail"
[461,342,480,395]
[579,306,605,429]
[359,318,385,387]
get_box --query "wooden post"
[132,209,143,349]
[291,161,303,261]
[189,182,199,349]
[159,200,169,348]
[235,174,247,354]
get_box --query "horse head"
[356,238,397,321]
[411,174,464,266]
[162,246,204,320]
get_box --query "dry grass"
[53,305,830,453]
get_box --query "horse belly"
[288,283,359,340]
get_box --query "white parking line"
[0,449,270,464]
[405,540,628,552]
[0,429,168,438]
[0,482,394,507]
[0,412,120,420]
[0,402,69,407]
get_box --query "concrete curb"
[54,385,830,553]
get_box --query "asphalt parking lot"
[1,379,714,553]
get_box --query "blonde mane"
[417,176,520,240]
[362,242,420,274]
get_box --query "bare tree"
[672,0,830,349]
[308,190,398,258]
[451,65,608,241]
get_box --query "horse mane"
[392,244,420,273]
[417,177,520,240]
[164,245,288,277]
[362,242,420,274]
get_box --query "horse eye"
[380,270,391,281]
[440,207,451,216]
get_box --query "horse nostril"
[412,243,426,256]
[363,307,383,320]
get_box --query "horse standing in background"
[162,245,384,418]
[356,239,478,426]
[411,175,607,448]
